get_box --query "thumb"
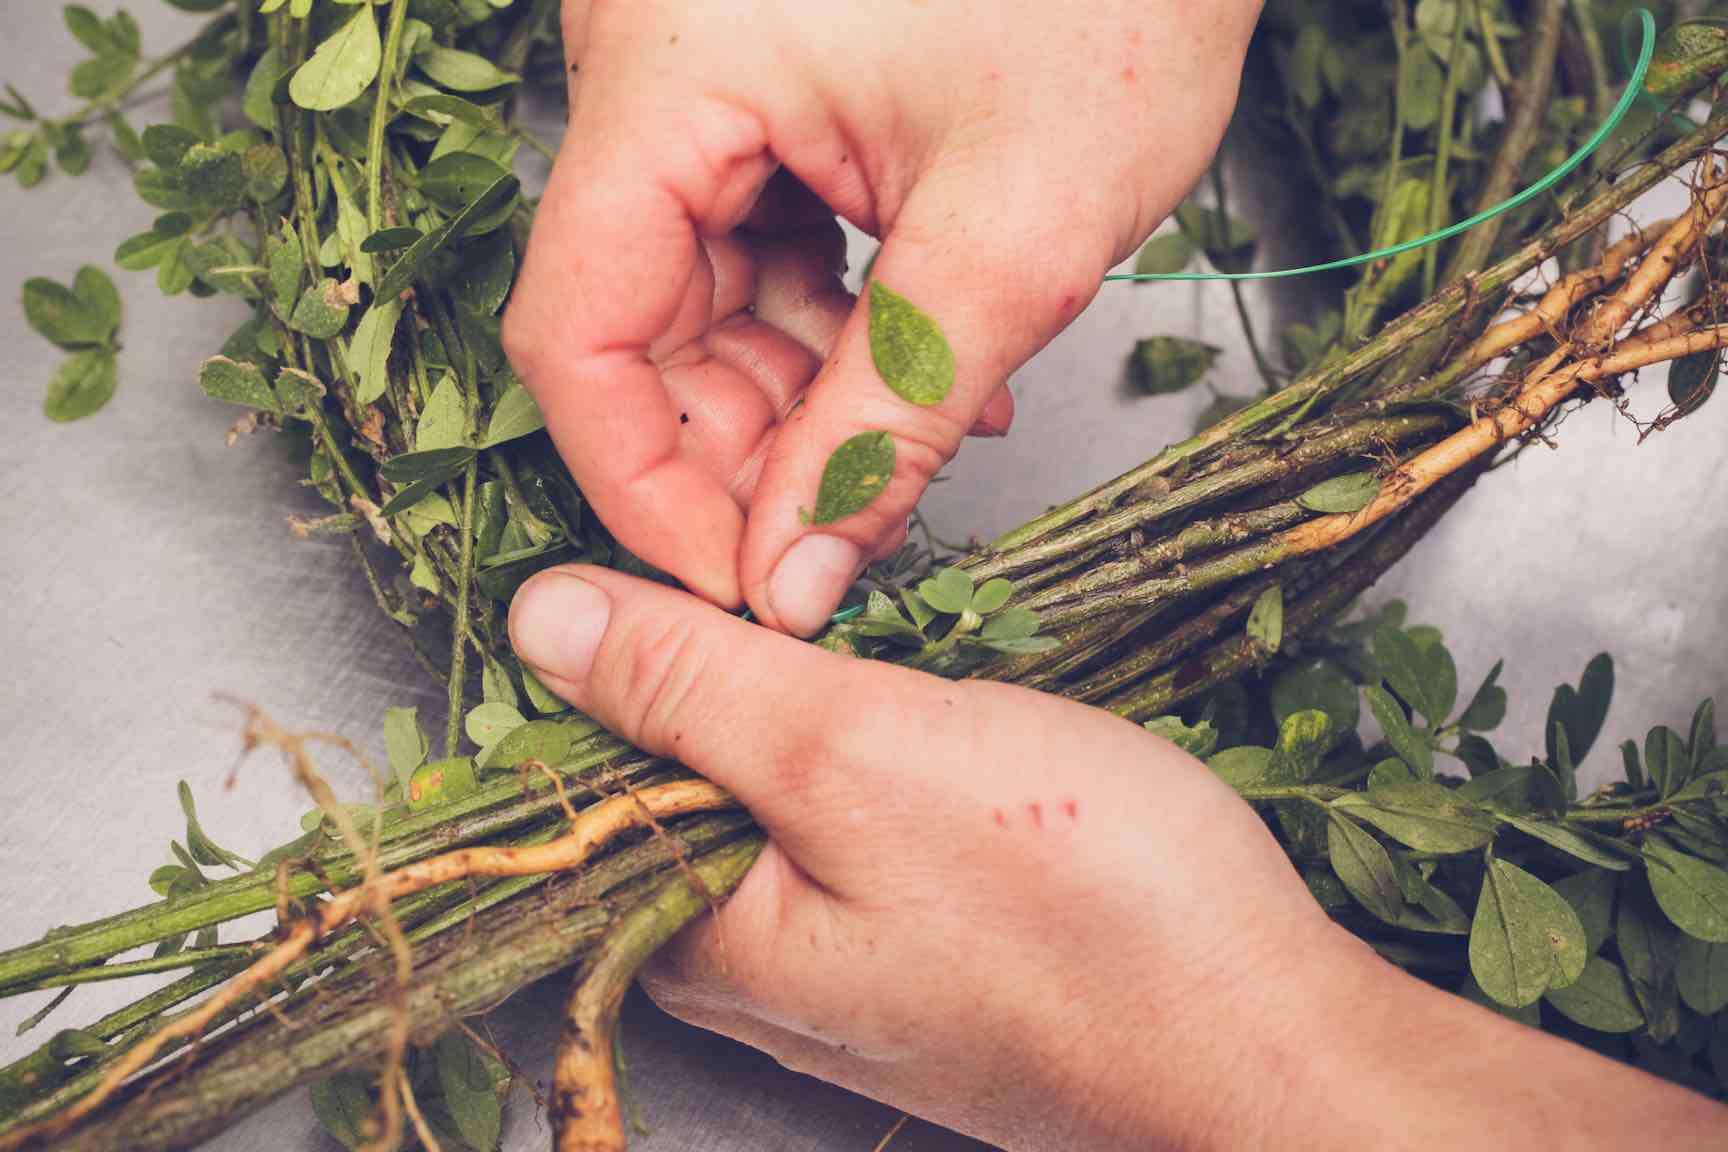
[738,161,1116,635]
[506,564,939,858]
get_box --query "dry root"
[0,777,735,1152]
[1282,165,1728,559]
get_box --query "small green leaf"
[1174,201,1257,272]
[435,1029,508,1152]
[464,701,525,749]
[1365,684,1433,779]
[1208,745,1271,788]
[1553,869,1617,957]
[1645,839,1728,943]
[1267,709,1331,784]
[375,173,519,302]
[1544,957,1646,1033]
[360,226,421,253]
[917,567,973,615]
[408,756,478,810]
[199,356,281,413]
[1143,716,1218,758]
[867,281,954,406]
[1373,626,1435,723]
[1668,350,1718,415]
[380,445,475,485]
[1133,231,1194,276]
[481,382,545,447]
[347,298,401,407]
[1547,653,1613,767]
[1333,780,1495,853]
[310,1073,372,1150]
[242,44,288,132]
[416,45,519,92]
[1646,724,1691,799]
[419,151,511,213]
[44,349,116,422]
[1246,584,1283,654]
[383,707,428,795]
[812,431,894,525]
[489,716,600,770]
[1470,856,1588,1007]
[1677,933,1728,1014]
[1502,816,1638,871]
[288,278,351,339]
[523,666,571,715]
[290,8,382,112]
[970,578,1014,616]
[1459,660,1507,731]
[1297,472,1381,514]
[1270,657,1359,740]
[414,372,465,451]
[979,606,1039,642]
[1327,812,1404,923]
[23,269,115,348]
[1124,336,1219,396]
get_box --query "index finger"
[503,76,775,606]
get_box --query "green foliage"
[843,567,1056,669]
[811,431,895,525]
[1153,601,1728,1095]
[867,281,956,407]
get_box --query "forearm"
[1243,938,1726,1150]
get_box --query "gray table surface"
[4,5,1727,1151]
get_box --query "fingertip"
[763,533,865,637]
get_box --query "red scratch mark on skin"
[1062,799,1078,822]
[992,808,1008,828]
[1028,802,1043,829]
[1122,66,1136,84]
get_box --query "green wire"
[1106,8,1657,285]
[787,10,1664,632]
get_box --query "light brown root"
[0,778,735,1152]
[398,1067,442,1152]
[1281,170,1728,561]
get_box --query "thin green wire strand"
[788,9,1662,631]
[1106,8,1657,285]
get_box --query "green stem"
[1476,0,1515,92]
[366,0,411,234]
[0,945,261,997]
[447,455,479,757]
[25,835,763,1152]
[1209,162,1280,393]
[1422,3,1470,298]
[61,23,217,130]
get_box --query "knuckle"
[604,611,713,752]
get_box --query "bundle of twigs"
[0,101,1724,1148]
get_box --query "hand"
[503,0,1263,634]
[508,569,1728,1150]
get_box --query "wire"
[1104,8,1657,285]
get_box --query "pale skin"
[502,2,1728,1147]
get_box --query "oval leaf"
[290,9,381,112]
[868,281,954,406]
[1469,856,1588,1008]
[1333,780,1495,853]
[1544,956,1645,1033]
[1327,812,1404,923]
[481,381,545,447]
[44,349,116,422]
[812,431,894,525]
[1298,472,1381,514]
[1645,840,1728,943]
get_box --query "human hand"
[504,563,1326,1148]
[503,0,1263,634]
[509,567,1728,1150]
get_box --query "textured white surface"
[2,5,1726,1151]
